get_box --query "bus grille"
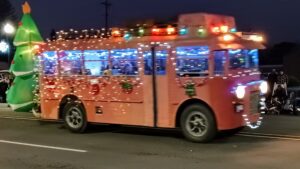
[250,91,260,114]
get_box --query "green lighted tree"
[6,2,44,112]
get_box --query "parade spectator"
[267,69,277,93]
[0,76,9,103]
[267,69,277,100]
[273,70,288,98]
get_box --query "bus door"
[143,45,169,127]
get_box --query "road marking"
[0,116,39,121]
[0,108,11,111]
[237,133,300,141]
[0,139,87,153]
[240,132,300,139]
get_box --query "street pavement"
[1,103,300,169]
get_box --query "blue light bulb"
[124,33,132,41]
[230,28,237,32]
[179,28,188,35]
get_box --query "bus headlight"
[235,85,246,99]
[259,81,268,94]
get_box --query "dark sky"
[10,0,300,44]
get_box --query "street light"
[2,23,15,65]
[0,41,9,53]
[3,23,15,35]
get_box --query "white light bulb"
[3,23,15,34]
[235,85,246,99]
[259,81,268,94]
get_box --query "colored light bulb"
[211,26,220,33]
[124,33,132,41]
[197,27,206,37]
[220,25,229,33]
[138,28,145,36]
[230,28,237,32]
[166,27,176,35]
[179,28,188,35]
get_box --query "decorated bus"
[38,13,267,142]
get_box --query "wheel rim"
[65,107,83,129]
[185,111,208,137]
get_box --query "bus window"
[248,49,259,68]
[229,49,259,69]
[176,46,209,77]
[144,50,167,75]
[229,49,247,69]
[59,50,82,76]
[42,51,58,75]
[213,50,226,75]
[111,49,138,76]
[84,50,109,76]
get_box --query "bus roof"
[44,13,265,52]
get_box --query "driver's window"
[229,49,247,69]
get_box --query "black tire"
[62,101,88,133]
[180,104,217,143]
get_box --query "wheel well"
[175,99,216,127]
[58,95,79,119]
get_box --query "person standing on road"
[273,70,288,98]
[0,76,9,103]
[267,69,278,99]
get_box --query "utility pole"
[101,0,111,37]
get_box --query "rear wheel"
[180,104,217,142]
[63,101,88,133]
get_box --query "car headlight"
[235,85,246,99]
[259,81,268,94]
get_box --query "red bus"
[39,13,267,142]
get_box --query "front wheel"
[63,101,88,133]
[180,104,217,143]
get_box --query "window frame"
[143,50,168,76]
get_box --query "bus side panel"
[165,78,213,128]
[86,102,151,126]
[166,77,245,130]
[156,76,171,127]
[41,99,60,120]
[209,78,243,130]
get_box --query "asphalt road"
[1,105,300,169]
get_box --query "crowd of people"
[266,69,297,114]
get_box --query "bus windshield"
[229,49,259,69]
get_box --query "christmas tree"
[7,2,44,112]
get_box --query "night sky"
[10,0,300,44]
